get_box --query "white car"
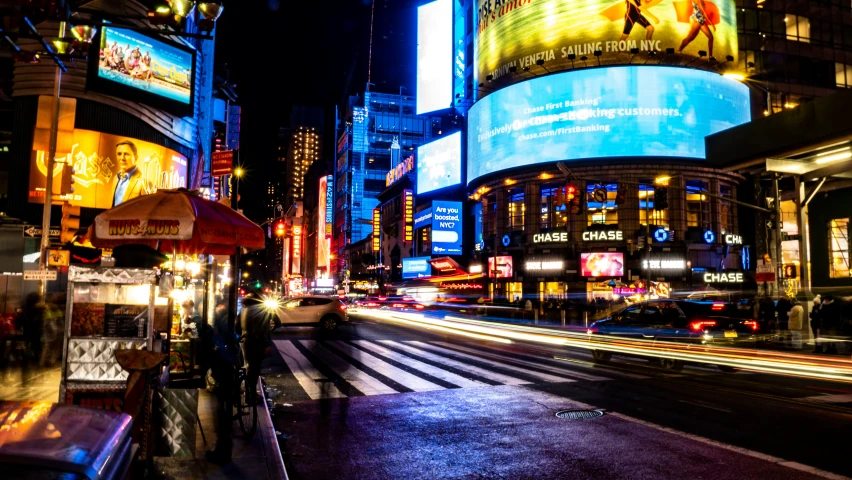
[271,296,348,331]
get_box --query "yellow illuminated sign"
[372,209,381,252]
[476,0,737,86]
[404,190,414,243]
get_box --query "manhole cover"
[555,409,604,420]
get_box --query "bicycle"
[232,335,258,439]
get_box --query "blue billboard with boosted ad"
[431,201,463,255]
[467,66,750,184]
[403,257,433,279]
[417,131,462,195]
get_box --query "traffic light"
[655,188,669,210]
[60,202,81,244]
[566,185,577,201]
[274,219,286,237]
[615,185,627,206]
[254,281,262,289]
[59,163,75,195]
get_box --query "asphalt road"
[262,312,852,480]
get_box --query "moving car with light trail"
[270,296,348,331]
[587,299,760,372]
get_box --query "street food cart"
[58,188,264,461]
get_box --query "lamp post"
[228,165,243,329]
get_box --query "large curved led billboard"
[467,66,750,184]
[476,0,737,87]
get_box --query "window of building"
[540,184,569,231]
[828,218,850,278]
[686,180,710,229]
[836,63,852,87]
[638,181,668,228]
[587,183,618,226]
[719,183,735,234]
[785,15,810,43]
[508,188,525,231]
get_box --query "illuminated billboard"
[417,0,453,114]
[580,252,625,277]
[403,257,433,279]
[431,201,463,255]
[29,129,188,209]
[92,26,195,115]
[488,256,513,278]
[468,66,749,184]
[475,0,737,88]
[317,176,332,269]
[417,132,462,195]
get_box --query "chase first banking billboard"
[476,0,738,86]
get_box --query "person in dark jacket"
[240,293,273,397]
[810,295,823,353]
[205,300,237,465]
[776,295,793,344]
[757,297,776,333]
[820,295,841,354]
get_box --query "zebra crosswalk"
[272,339,612,400]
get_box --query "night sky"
[214,0,417,220]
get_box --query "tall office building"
[333,90,436,279]
[285,106,324,207]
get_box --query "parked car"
[271,296,349,330]
[587,299,760,372]
[0,401,135,479]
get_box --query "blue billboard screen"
[403,257,433,279]
[414,207,433,230]
[98,26,194,105]
[432,201,463,255]
[416,0,453,114]
[417,132,462,195]
[467,66,750,184]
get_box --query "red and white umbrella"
[87,189,265,255]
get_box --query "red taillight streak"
[690,320,717,331]
[414,304,425,310]
[712,303,724,311]
[392,303,406,308]
[743,320,759,331]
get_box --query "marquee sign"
[582,230,623,241]
[532,231,568,243]
[642,259,686,270]
[526,260,564,271]
[724,234,743,245]
[386,155,415,187]
[703,272,743,283]
[372,208,381,252]
[404,189,414,242]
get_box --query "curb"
[258,378,289,480]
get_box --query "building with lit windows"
[286,106,324,207]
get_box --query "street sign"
[765,220,784,230]
[23,226,60,238]
[212,150,234,176]
[23,270,58,281]
[755,260,776,283]
[47,249,70,267]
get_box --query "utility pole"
[38,23,64,297]
[773,173,784,298]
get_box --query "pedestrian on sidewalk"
[811,295,823,353]
[205,299,238,465]
[776,295,793,345]
[821,295,841,354]
[240,293,273,397]
[788,299,804,350]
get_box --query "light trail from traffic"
[353,308,852,383]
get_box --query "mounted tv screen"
[90,26,195,116]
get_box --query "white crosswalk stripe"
[430,341,611,382]
[273,340,346,400]
[327,341,444,392]
[273,339,622,400]
[352,340,489,388]
[299,340,398,396]
[408,341,576,384]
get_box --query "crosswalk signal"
[655,188,669,210]
[59,163,75,195]
[60,202,81,244]
[615,185,627,206]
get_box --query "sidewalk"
[154,380,288,480]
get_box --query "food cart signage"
[23,270,58,281]
[104,304,148,338]
[48,248,70,267]
[107,219,183,237]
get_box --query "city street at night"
[265,312,852,479]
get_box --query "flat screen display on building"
[417,0,453,114]
[29,129,188,209]
[431,200,463,255]
[417,132,462,195]
[580,252,625,277]
[403,257,433,279]
[93,26,195,115]
[468,66,750,184]
[475,0,737,89]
